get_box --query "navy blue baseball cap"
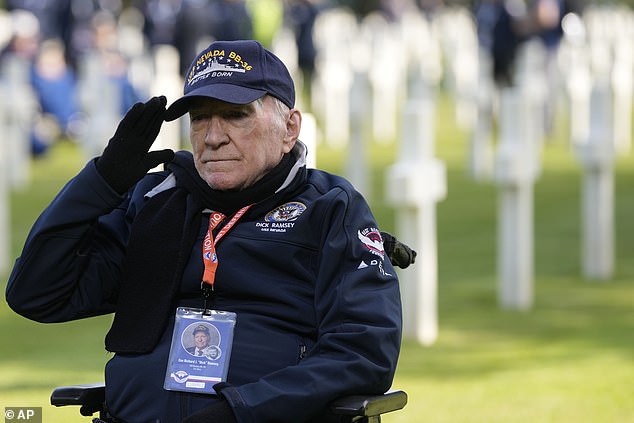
[193,324,210,335]
[165,40,295,121]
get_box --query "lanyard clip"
[201,281,214,315]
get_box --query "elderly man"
[186,324,217,357]
[6,40,403,423]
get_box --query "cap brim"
[164,84,268,121]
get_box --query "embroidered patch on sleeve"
[357,227,385,259]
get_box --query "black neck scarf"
[168,149,296,214]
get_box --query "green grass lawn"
[1,93,633,422]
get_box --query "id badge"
[164,307,237,394]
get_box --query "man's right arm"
[5,160,131,323]
[6,96,174,324]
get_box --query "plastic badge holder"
[164,307,237,394]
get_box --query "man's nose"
[204,116,227,146]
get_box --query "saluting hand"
[96,96,175,194]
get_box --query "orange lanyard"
[202,205,251,289]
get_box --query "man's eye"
[224,110,248,119]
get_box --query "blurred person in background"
[5,0,72,48]
[6,0,123,70]
[475,0,584,89]
[1,10,80,156]
[416,0,445,19]
[137,0,183,48]
[285,0,321,104]
[29,38,81,155]
[474,0,529,87]
[528,0,585,134]
[168,0,254,74]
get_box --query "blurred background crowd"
[0,0,620,159]
[0,0,334,156]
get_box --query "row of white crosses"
[310,5,521,342]
[310,4,632,342]
[310,6,446,191]
[309,7,448,344]
[311,6,446,149]
[490,4,634,309]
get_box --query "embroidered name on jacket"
[256,202,306,233]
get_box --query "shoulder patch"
[358,227,385,259]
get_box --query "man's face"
[194,332,209,349]
[188,96,300,191]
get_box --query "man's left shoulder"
[306,169,357,195]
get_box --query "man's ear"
[283,108,302,153]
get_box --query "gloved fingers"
[380,231,417,269]
[137,96,167,148]
[381,232,396,251]
[392,244,417,269]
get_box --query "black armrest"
[50,383,105,417]
[329,390,408,418]
[50,383,408,420]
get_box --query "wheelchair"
[51,383,407,422]
[50,234,415,422]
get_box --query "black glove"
[381,231,417,269]
[96,96,175,194]
[180,398,238,423]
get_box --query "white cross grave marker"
[574,77,615,280]
[77,52,123,159]
[494,87,540,310]
[1,54,35,190]
[151,44,182,153]
[345,70,371,198]
[0,82,11,273]
[386,91,446,345]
